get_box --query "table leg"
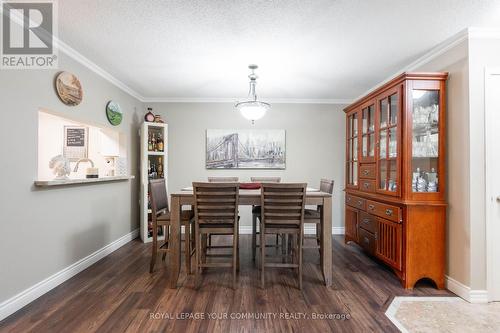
[321,196,332,287]
[168,195,181,289]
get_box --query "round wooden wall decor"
[55,71,83,106]
[106,101,123,126]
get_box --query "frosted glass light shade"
[236,101,270,122]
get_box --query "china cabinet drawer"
[359,164,376,179]
[358,228,376,256]
[360,179,376,193]
[366,200,401,223]
[346,194,366,210]
[359,211,377,234]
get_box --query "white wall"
[0,53,142,305]
[149,102,346,231]
[467,36,500,290]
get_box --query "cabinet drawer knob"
[385,208,393,216]
[363,219,370,224]
[368,204,375,210]
[347,197,351,202]
[363,183,370,189]
[357,201,363,206]
[363,169,369,175]
[363,237,370,244]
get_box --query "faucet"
[73,158,95,172]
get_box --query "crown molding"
[54,39,145,101]
[353,28,470,102]
[142,97,352,104]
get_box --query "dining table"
[167,187,333,288]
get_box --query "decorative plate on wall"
[106,101,123,126]
[55,71,83,106]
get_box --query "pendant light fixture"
[235,64,270,124]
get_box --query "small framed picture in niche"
[63,126,88,161]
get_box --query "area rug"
[385,296,500,333]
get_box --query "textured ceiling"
[58,0,500,101]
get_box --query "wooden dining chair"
[303,179,334,251]
[250,177,282,262]
[260,183,307,289]
[149,179,195,274]
[193,182,240,289]
[206,177,239,249]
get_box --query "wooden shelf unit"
[343,72,448,289]
[140,122,168,243]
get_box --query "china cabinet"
[343,72,448,289]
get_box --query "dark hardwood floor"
[0,235,452,332]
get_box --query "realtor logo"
[1,0,58,69]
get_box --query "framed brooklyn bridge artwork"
[206,129,286,169]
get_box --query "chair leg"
[185,224,191,274]
[150,223,158,273]
[260,223,265,289]
[162,225,168,261]
[299,231,303,290]
[195,225,201,289]
[252,214,257,262]
[233,228,237,290]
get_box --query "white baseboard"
[445,275,488,303]
[0,229,139,321]
[238,226,345,235]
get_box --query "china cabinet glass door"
[376,90,400,195]
[411,89,440,193]
[361,103,375,162]
[347,111,359,188]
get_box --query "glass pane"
[348,162,353,185]
[348,138,353,161]
[380,99,388,128]
[390,93,398,125]
[353,113,358,137]
[353,139,358,161]
[389,127,397,158]
[353,162,358,186]
[369,133,375,157]
[379,160,387,190]
[362,135,368,157]
[388,160,397,192]
[362,108,368,134]
[379,130,387,158]
[368,105,375,132]
[411,90,440,193]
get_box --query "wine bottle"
[148,132,153,151]
[157,133,164,152]
[158,157,163,178]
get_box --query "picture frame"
[63,126,88,161]
[206,129,286,169]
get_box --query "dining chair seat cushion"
[157,210,194,223]
[304,209,321,219]
[239,182,261,189]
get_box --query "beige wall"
[150,102,346,231]
[415,35,500,291]
[415,39,471,287]
[0,53,142,303]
